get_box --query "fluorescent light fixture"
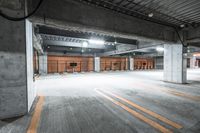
[156,47,164,52]
[82,41,88,47]
[193,53,200,57]
[148,13,153,17]
[89,39,104,45]
[180,24,185,28]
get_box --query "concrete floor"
[0,69,200,133]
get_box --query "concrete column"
[190,56,196,68]
[39,53,48,75]
[94,57,100,72]
[128,56,134,71]
[164,44,187,83]
[0,1,36,119]
[154,57,164,69]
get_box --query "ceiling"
[77,0,200,27]
[37,25,140,54]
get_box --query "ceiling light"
[89,39,104,45]
[180,24,185,28]
[82,41,88,47]
[156,47,164,52]
[148,13,153,17]
[193,53,200,57]
[70,47,73,50]
[81,49,84,53]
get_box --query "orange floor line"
[95,90,173,133]
[102,90,183,129]
[27,96,45,133]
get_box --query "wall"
[134,58,154,70]
[100,57,128,71]
[33,50,39,74]
[47,55,94,73]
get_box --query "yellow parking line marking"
[27,96,45,133]
[102,90,182,129]
[163,89,200,101]
[136,82,200,101]
[95,90,173,133]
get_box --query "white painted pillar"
[26,20,37,111]
[128,56,134,71]
[94,57,100,72]
[39,53,47,75]
[190,56,196,68]
[164,44,187,83]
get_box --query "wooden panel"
[47,55,94,73]
[134,58,154,70]
[33,50,39,74]
[100,57,128,71]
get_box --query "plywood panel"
[134,58,154,70]
[100,57,128,71]
[47,55,94,73]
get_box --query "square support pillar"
[94,57,100,72]
[0,19,36,119]
[190,56,196,69]
[39,53,48,75]
[164,44,187,83]
[128,56,134,71]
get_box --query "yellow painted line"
[95,90,173,133]
[102,90,182,129]
[136,82,200,101]
[27,96,45,133]
[163,89,200,101]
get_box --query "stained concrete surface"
[0,69,200,133]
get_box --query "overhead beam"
[187,26,200,46]
[28,0,177,44]
[98,44,162,56]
